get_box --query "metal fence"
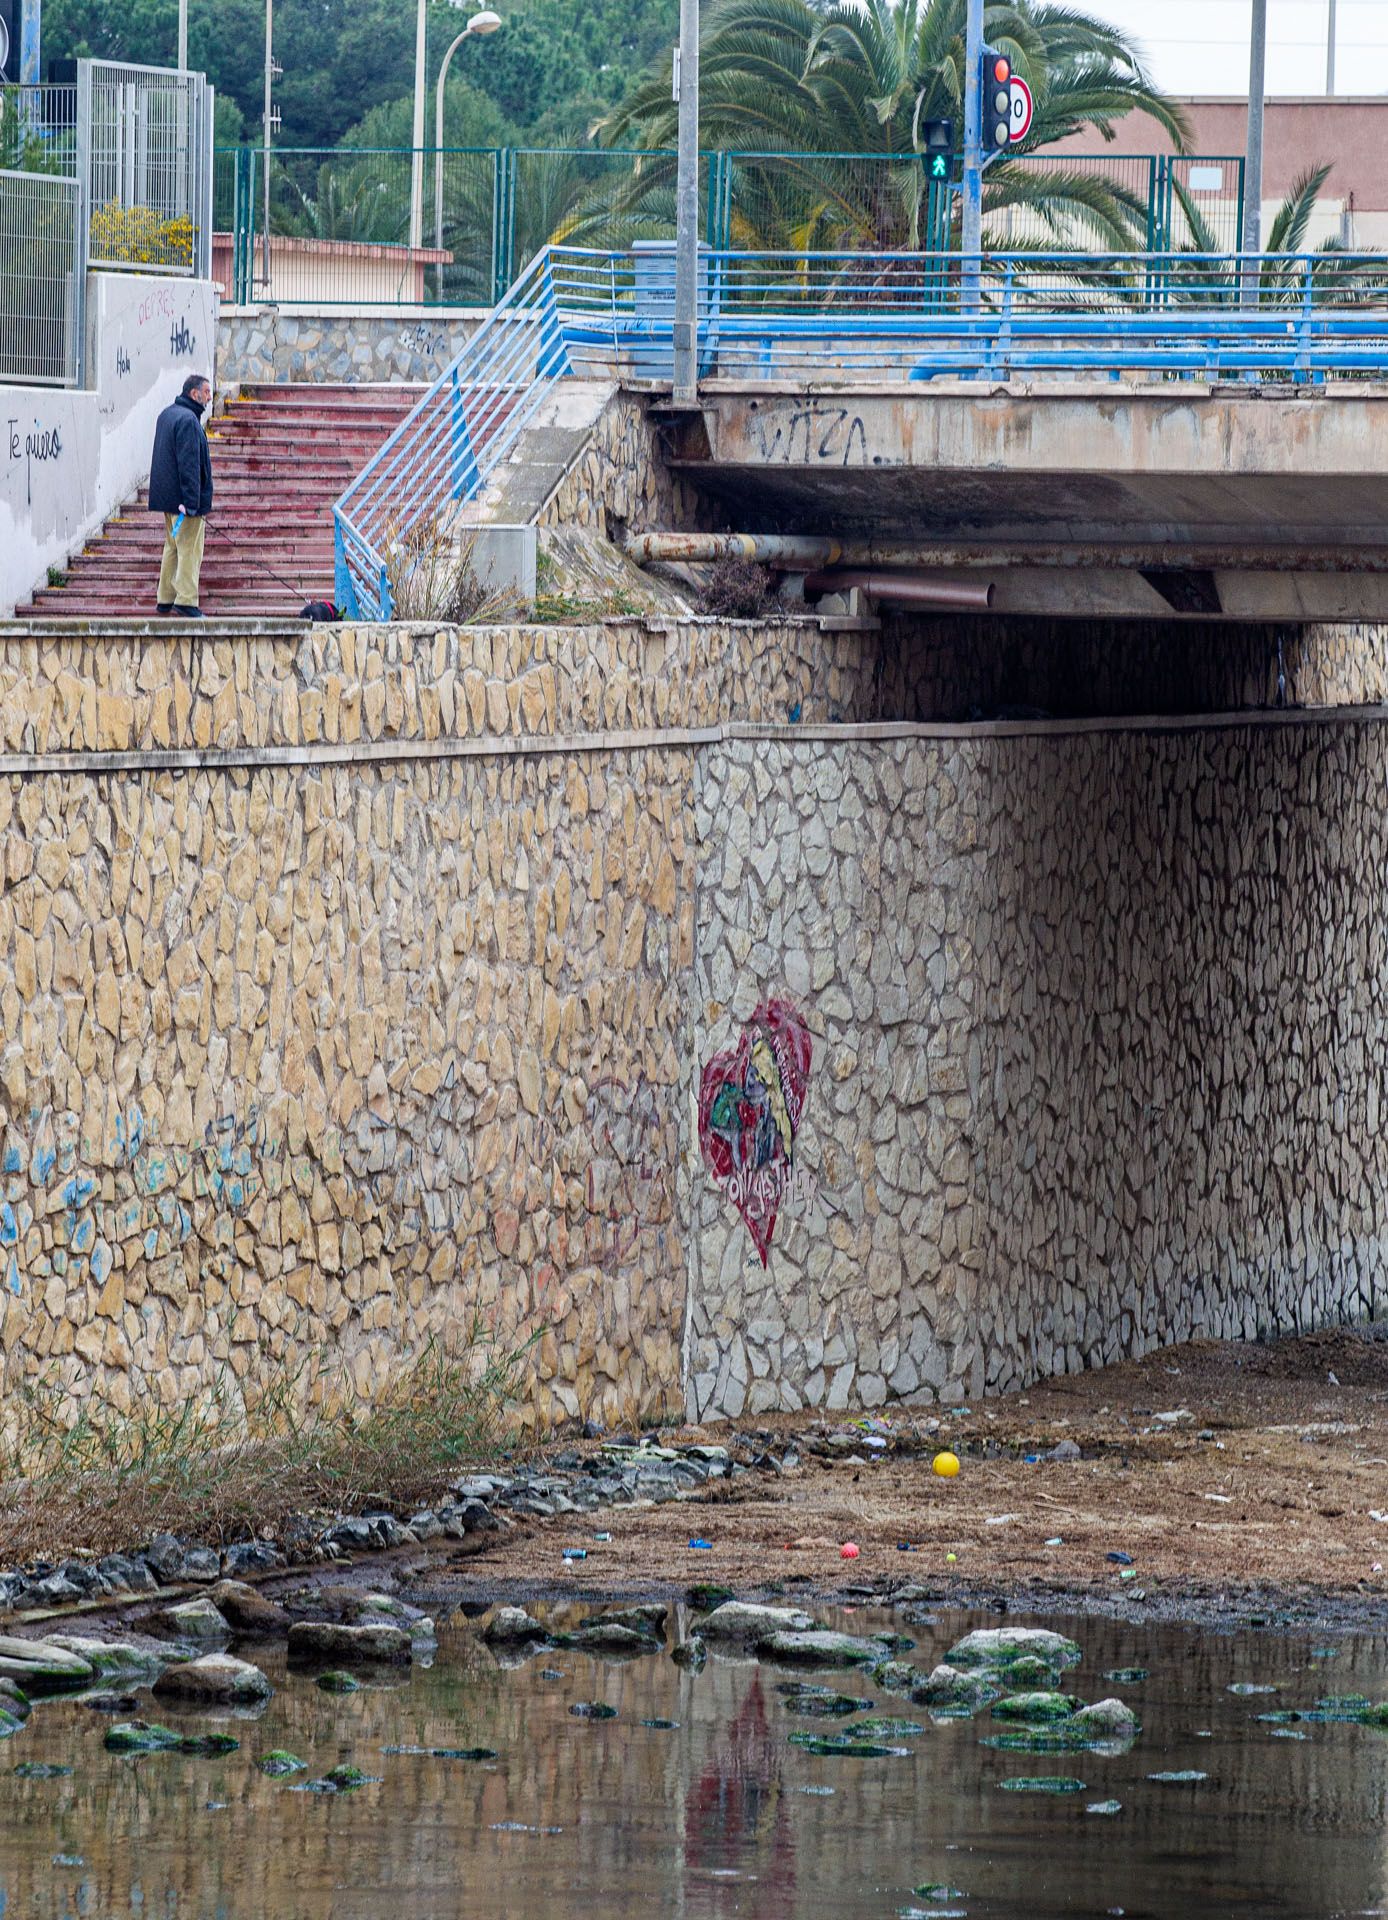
[217,144,1251,309]
[79,61,214,277]
[0,169,85,385]
[0,84,80,176]
[335,243,1388,616]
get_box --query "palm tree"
[606,0,1189,253]
[1169,162,1382,306]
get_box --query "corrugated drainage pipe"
[803,569,994,612]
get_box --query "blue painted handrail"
[334,246,1388,618]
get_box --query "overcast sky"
[1085,0,1388,96]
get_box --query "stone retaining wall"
[216,310,484,387]
[3,613,1388,1439]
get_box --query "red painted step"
[18,382,428,621]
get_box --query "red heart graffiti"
[697,998,813,1265]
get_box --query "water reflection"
[0,1607,1385,1918]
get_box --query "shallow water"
[3,1603,1388,1918]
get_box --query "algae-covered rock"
[481,1607,549,1648]
[563,1624,662,1656]
[0,1707,24,1739]
[0,1636,94,1693]
[287,1622,411,1665]
[946,1629,1081,1674]
[992,1692,1081,1725]
[686,1585,735,1614]
[569,1701,617,1719]
[910,1663,1000,1713]
[759,1630,879,1668]
[46,1636,172,1681]
[998,1775,1087,1794]
[258,1751,307,1776]
[320,1763,374,1790]
[671,1639,707,1671]
[0,1679,30,1720]
[999,1655,1057,1689]
[870,1659,921,1697]
[1073,1698,1141,1736]
[787,1731,908,1758]
[776,1684,866,1719]
[105,1721,239,1756]
[13,1761,72,1778]
[152,1654,272,1705]
[153,1599,231,1644]
[315,1671,360,1694]
[700,1602,815,1650]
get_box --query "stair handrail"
[333,244,575,619]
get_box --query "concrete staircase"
[18,384,426,620]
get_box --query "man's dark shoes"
[172,605,205,618]
[155,602,174,614]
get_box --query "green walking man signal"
[920,118,953,181]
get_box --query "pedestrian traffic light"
[981,45,1012,151]
[920,119,953,181]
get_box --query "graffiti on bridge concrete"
[698,997,814,1265]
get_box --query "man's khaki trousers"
[158,513,207,608]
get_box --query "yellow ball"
[933,1450,961,1478]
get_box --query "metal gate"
[0,168,84,384]
[77,60,213,278]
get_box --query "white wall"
[0,272,219,617]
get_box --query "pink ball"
[840,1542,860,1560]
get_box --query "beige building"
[1049,96,1388,249]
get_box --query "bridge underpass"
[650,382,1388,623]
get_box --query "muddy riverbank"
[5,1327,1388,1639]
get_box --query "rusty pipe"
[625,531,844,567]
[803,568,994,611]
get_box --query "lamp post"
[671,0,698,402]
[962,0,984,309]
[1242,0,1267,302]
[412,0,499,253]
[435,6,500,283]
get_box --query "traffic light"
[981,46,1012,151]
[920,119,953,182]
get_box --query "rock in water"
[315,1671,360,1694]
[287,1622,412,1665]
[207,1581,292,1636]
[1073,1699,1141,1736]
[759,1630,881,1668]
[909,1663,1000,1712]
[152,1654,273,1705]
[152,1599,231,1643]
[945,1628,1082,1673]
[992,1692,1082,1724]
[563,1624,662,1656]
[258,1751,307,1776]
[0,1637,95,1693]
[105,1720,240,1756]
[480,1607,549,1648]
[45,1636,173,1681]
[699,1603,816,1650]
[0,1679,31,1721]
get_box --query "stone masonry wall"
[688,715,1388,1418]
[216,311,484,388]
[7,612,1388,1439]
[0,617,892,1441]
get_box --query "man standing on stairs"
[148,373,214,617]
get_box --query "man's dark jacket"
[148,393,213,517]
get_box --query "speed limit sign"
[1009,75,1034,143]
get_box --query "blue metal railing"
[334,246,1388,618]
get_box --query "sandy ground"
[428,1326,1388,1628]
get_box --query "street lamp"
[411,0,500,253]
[434,6,500,275]
[671,0,698,401]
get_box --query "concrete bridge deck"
[656,381,1388,621]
